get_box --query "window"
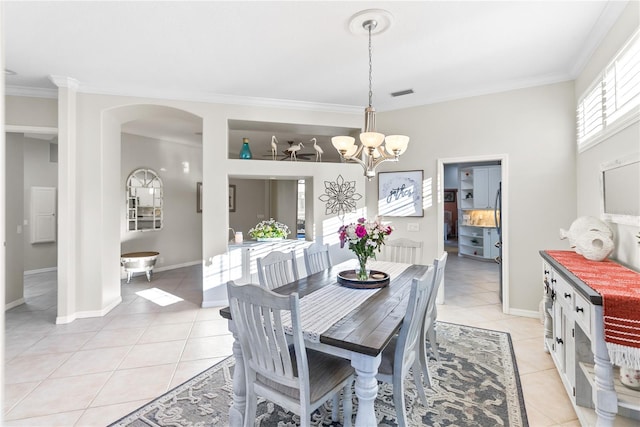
[577,30,640,152]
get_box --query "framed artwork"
[196,182,203,213]
[444,189,456,203]
[378,170,424,217]
[229,184,236,212]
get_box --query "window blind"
[577,30,640,151]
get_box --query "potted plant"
[249,219,290,241]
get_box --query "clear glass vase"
[357,254,370,281]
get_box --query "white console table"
[540,251,640,427]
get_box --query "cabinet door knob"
[564,292,571,299]
[551,290,556,300]
[544,269,549,275]
[556,337,564,345]
[576,306,584,313]
[551,278,557,284]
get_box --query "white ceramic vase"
[620,365,640,390]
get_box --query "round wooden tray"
[337,270,390,289]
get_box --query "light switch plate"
[407,223,419,232]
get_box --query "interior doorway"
[438,154,509,313]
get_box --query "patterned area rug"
[110,322,528,426]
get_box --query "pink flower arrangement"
[339,218,393,279]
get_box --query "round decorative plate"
[337,270,390,289]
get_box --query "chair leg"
[392,372,407,427]
[412,360,428,406]
[343,379,353,427]
[243,390,258,427]
[420,323,433,389]
[427,324,440,361]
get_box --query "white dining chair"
[380,238,423,264]
[257,250,299,290]
[303,243,332,275]
[227,281,354,427]
[376,265,435,427]
[420,251,449,387]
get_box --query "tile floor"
[4,251,579,426]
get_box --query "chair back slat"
[425,252,448,328]
[228,282,301,389]
[304,243,332,275]
[381,238,423,264]
[257,250,299,290]
[395,266,435,370]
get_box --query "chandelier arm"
[343,144,364,160]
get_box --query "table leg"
[592,306,617,427]
[228,319,246,427]
[351,352,381,427]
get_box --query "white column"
[49,75,79,324]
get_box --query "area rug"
[110,322,528,426]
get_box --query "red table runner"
[546,250,640,369]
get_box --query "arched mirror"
[127,168,163,231]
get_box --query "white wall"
[574,1,639,270]
[5,134,24,307]
[23,137,57,272]
[376,81,577,313]
[121,133,203,269]
[271,180,298,239]
[228,178,270,239]
[44,93,364,319]
[5,96,57,128]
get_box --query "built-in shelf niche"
[227,119,358,163]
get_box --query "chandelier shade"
[332,10,410,180]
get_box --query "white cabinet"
[459,225,499,259]
[459,166,500,209]
[541,252,640,427]
[484,228,500,259]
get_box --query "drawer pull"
[544,269,549,274]
[556,337,564,345]
[551,278,557,284]
[576,306,584,313]
[564,292,571,299]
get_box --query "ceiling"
[3,1,628,154]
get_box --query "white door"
[31,186,57,243]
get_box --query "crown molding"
[569,0,629,78]
[78,84,362,114]
[5,125,58,136]
[5,85,57,99]
[6,82,362,114]
[49,75,80,90]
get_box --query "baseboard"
[507,308,539,318]
[24,267,57,275]
[55,296,122,324]
[5,298,25,311]
[153,260,201,273]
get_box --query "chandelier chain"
[368,24,373,108]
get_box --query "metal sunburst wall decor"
[318,175,362,219]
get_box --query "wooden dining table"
[219,260,429,427]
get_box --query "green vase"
[239,138,252,159]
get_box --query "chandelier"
[332,11,409,180]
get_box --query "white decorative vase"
[620,365,640,391]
